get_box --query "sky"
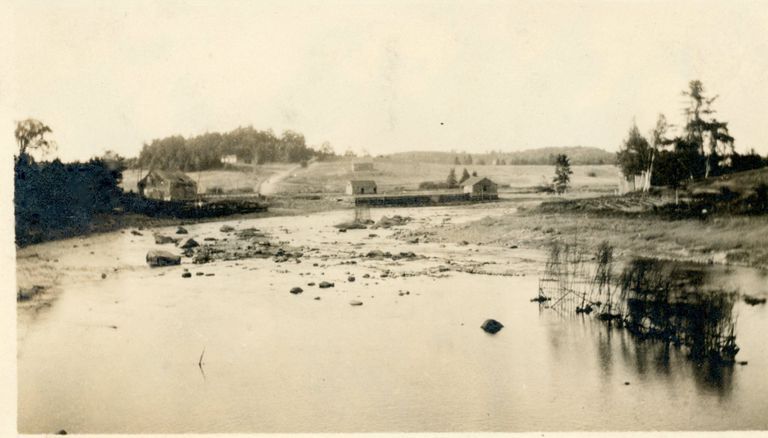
[4,0,768,161]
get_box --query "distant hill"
[380,147,616,166]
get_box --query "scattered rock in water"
[348,276,355,282]
[371,215,412,229]
[319,281,335,289]
[154,234,179,245]
[196,272,204,276]
[220,225,235,233]
[349,300,363,306]
[146,250,181,267]
[290,287,303,295]
[204,237,218,241]
[335,220,369,231]
[744,295,767,306]
[362,273,370,278]
[481,319,504,334]
[368,234,378,238]
[181,272,192,278]
[205,273,215,277]
[236,227,266,239]
[176,226,188,234]
[180,238,200,249]
[314,296,321,301]
[307,282,316,286]
[101,273,107,279]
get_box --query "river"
[16,206,768,433]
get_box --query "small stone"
[481,319,504,334]
[290,287,303,295]
[319,281,334,289]
[181,272,192,278]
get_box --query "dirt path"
[258,160,316,195]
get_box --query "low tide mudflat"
[16,204,768,433]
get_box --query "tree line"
[137,126,334,171]
[617,80,767,190]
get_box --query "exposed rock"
[371,215,412,229]
[349,300,363,306]
[131,230,143,236]
[181,272,192,278]
[146,250,181,267]
[176,226,188,234]
[481,319,504,334]
[319,281,335,289]
[290,287,303,295]
[314,296,321,300]
[348,276,355,282]
[180,238,200,249]
[154,234,179,245]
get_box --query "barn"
[461,176,498,198]
[346,180,378,195]
[138,170,198,201]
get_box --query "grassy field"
[120,164,295,194]
[276,159,619,194]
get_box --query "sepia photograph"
[3,0,768,435]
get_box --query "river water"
[16,206,768,433]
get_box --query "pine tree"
[459,168,470,183]
[446,168,458,188]
[553,154,573,194]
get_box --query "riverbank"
[15,202,768,433]
[411,198,768,270]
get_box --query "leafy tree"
[459,168,470,183]
[616,121,652,180]
[15,118,54,160]
[553,154,573,194]
[446,168,458,188]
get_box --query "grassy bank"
[419,197,768,270]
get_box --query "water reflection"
[537,242,745,396]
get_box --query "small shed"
[352,162,375,171]
[346,180,378,195]
[138,170,198,201]
[461,176,498,197]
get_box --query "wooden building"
[138,170,198,201]
[461,176,498,198]
[346,180,378,195]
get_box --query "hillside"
[382,146,616,165]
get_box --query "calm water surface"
[16,208,768,432]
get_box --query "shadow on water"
[536,241,743,394]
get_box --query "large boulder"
[146,250,181,267]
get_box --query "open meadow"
[276,160,619,194]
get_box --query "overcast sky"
[5,0,768,161]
